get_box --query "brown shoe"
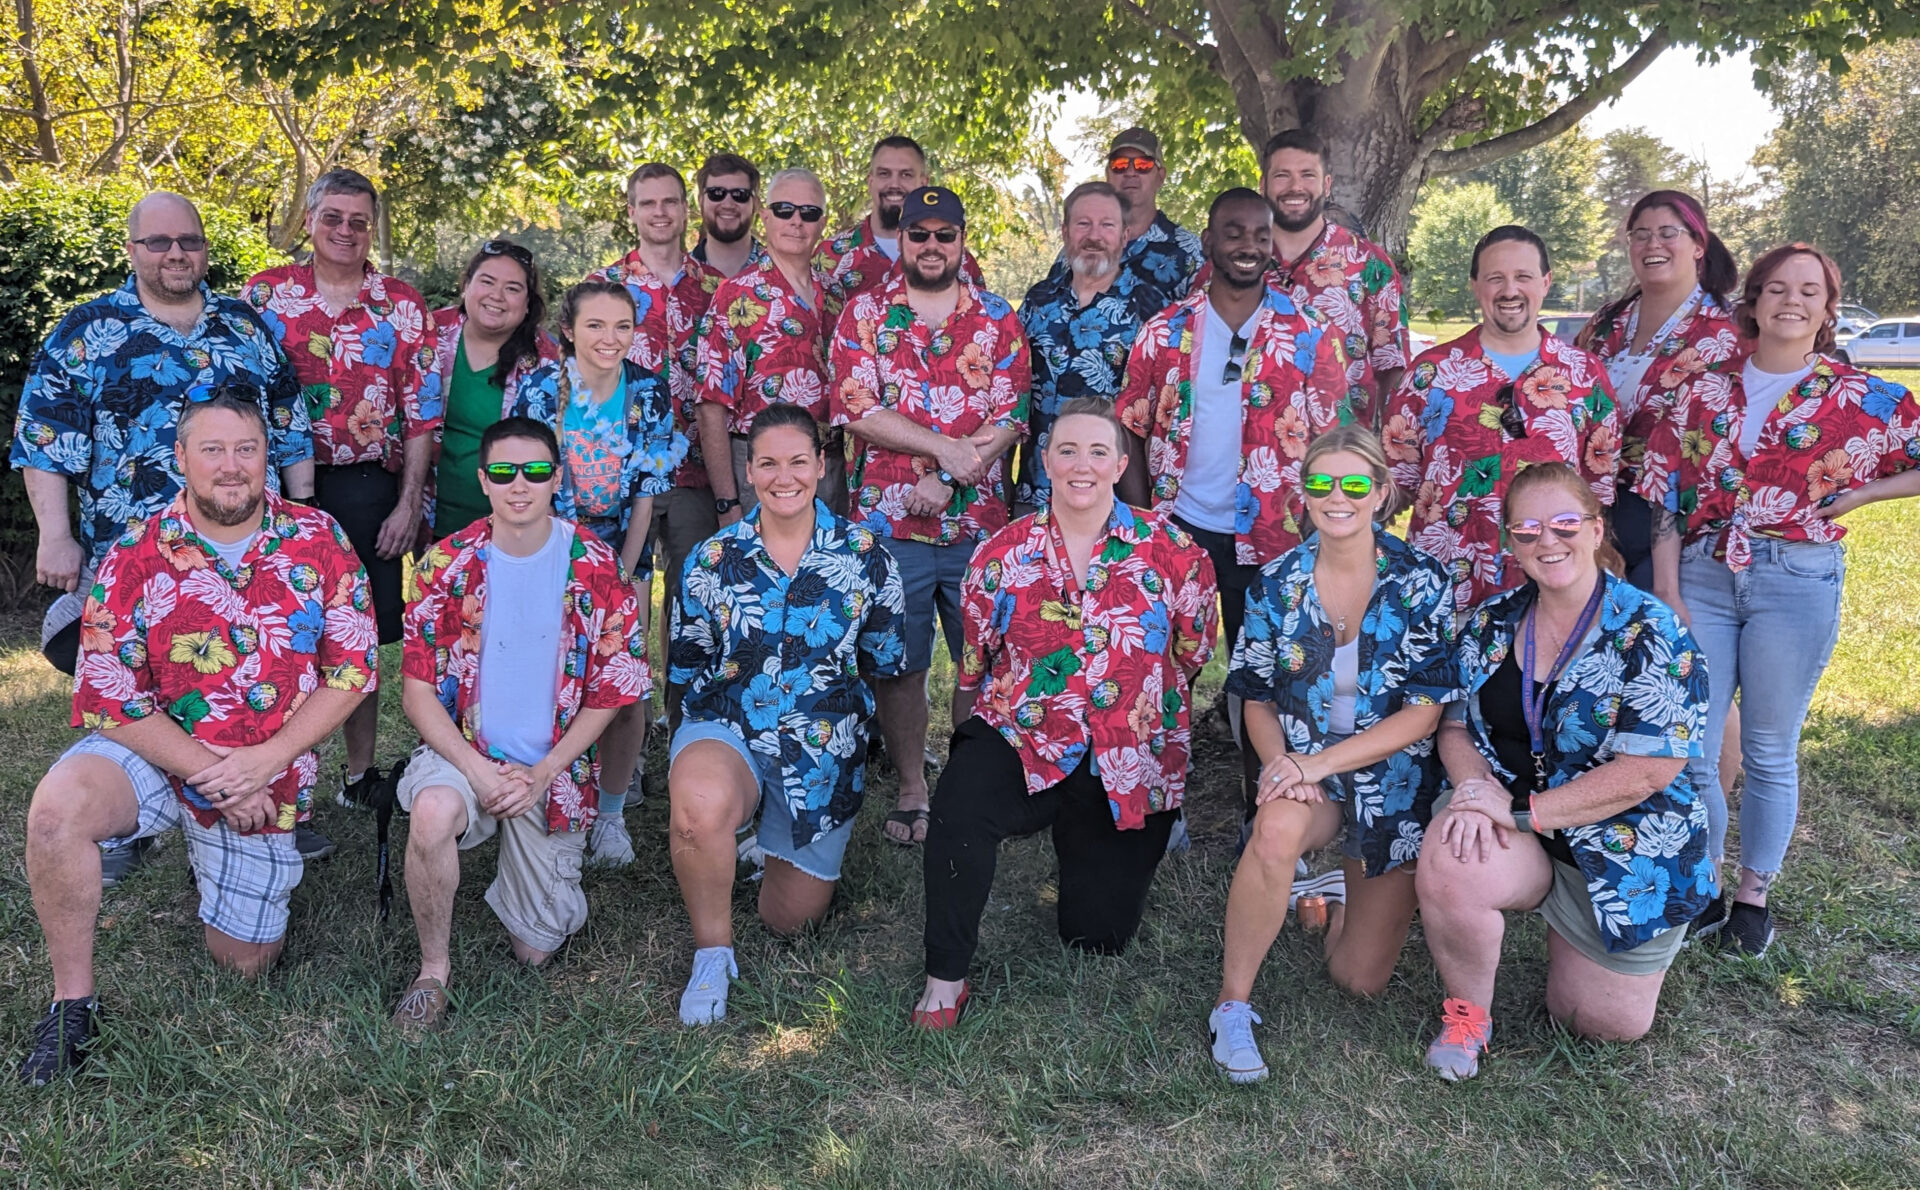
[391,977,451,1036]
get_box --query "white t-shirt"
[1739,359,1813,458]
[1328,637,1360,735]
[477,520,575,767]
[873,234,901,262]
[207,531,258,570]
[1171,302,1253,534]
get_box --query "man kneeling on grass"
[390,417,647,1034]
[19,393,376,1086]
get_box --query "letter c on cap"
[923,191,941,206]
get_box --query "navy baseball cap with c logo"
[899,186,965,229]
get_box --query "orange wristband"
[1528,792,1544,834]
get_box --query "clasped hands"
[1254,751,1331,806]
[1439,775,1517,863]
[188,742,287,833]
[903,432,998,518]
[466,756,558,821]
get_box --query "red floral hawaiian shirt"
[1272,221,1410,420]
[588,249,721,490]
[814,216,984,314]
[404,517,648,834]
[1579,291,1746,488]
[1116,285,1356,566]
[72,493,379,834]
[243,263,435,469]
[1634,355,1920,569]
[828,274,1031,546]
[694,256,834,433]
[959,500,1218,829]
[1383,326,1622,610]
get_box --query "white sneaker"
[584,814,635,869]
[679,946,738,1026]
[1290,869,1347,909]
[736,832,767,882]
[1209,1001,1269,1084]
[626,765,646,809]
[1165,815,1191,855]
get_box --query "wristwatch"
[936,469,957,487]
[1511,809,1533,835]
[713,497,741,514]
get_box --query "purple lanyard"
[1519,576,1606,786]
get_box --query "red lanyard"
[1042,516,1087,597]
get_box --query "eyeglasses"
[1627,225,1689,245]
[130,234,209,253]
[1108,156,1159,174]
[904,226,961,244]
[483,460,558,484]
[766,202,825,223]
[1302,472,1376,499]
[1222,332,1249,385]
[1493,382,1528,439]
[315,211,373,235]
[705,186,755,204]
[1506,513,1595,544]
[479,239,533,265]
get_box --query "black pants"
[314,461,404,645]
[1171,516,1264,819]
[1611,489,1656,591]
[923,718,1176,981]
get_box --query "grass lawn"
[6,391,1920,1187]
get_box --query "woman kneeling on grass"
[1208,425,1460,1084]
[666,403,906,1026]
[911,398,1217,1030]
[1416,462,1713,1081]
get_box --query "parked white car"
[1835,318,1920,368]
[1836,303,1879,340]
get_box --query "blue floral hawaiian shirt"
[510,356,686,558]
[669,500,907,846]
[11,278,313,569]
[1226,531,1459,876]
[1453,573,1715,952]
[1013,269,1167,509]
[1038,210,1202,313]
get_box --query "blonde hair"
[1301,424,1407,524]
[1502,462,1626,577]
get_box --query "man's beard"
[1271,192,1326,235]
[192,486,263,529]
[1070,247,1120,284]
[904,258,960,291]
[705,215,751,244]
[876,198,904,231]
[146,267,202,301]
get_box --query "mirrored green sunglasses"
[1302,472,1375,498]
[483,460,557,484]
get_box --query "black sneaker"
[294,824,336,862]
[99,836,155,888]
[1689,894,1729,942]
[338,766,383,811]
[1719,900,1775,958]
[18,998,98,1086]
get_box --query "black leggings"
[922,718,1176,981]
[1171,517,1265,820]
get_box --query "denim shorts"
[68,733,305,944]
[884,537,970,673]
[670,719,856,881]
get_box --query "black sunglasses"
[131,234,209,253]
[480,239,534,265]
[904,226,961,244]
[1222,332,1250,385]
[767,202,825,223]
[705,186,755,204]
[1493,382,1527,439]
[483,460,558,484]
[185,379,265,404]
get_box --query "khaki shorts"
[396,745,588,953]
[1431,788,1686,976]
[657,485,720,590]
[730,433,850,517]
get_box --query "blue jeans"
[1681,538,1845,874]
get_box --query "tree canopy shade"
[206,0,1920,253]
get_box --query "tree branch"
[1113,0,1216,67]
[1428,28,1671,174]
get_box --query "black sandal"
[883,807,929,848]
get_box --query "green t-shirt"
[437,338,503,534]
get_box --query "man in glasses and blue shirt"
[11,189,315,885]
[1382,225,1622,615]
[1117,187,1355,838]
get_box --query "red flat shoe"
[910,981,971,1031]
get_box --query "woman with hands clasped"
[1208,425,1461,1085]
[1416,463,1713,1081]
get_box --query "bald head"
[127,192,202,242]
